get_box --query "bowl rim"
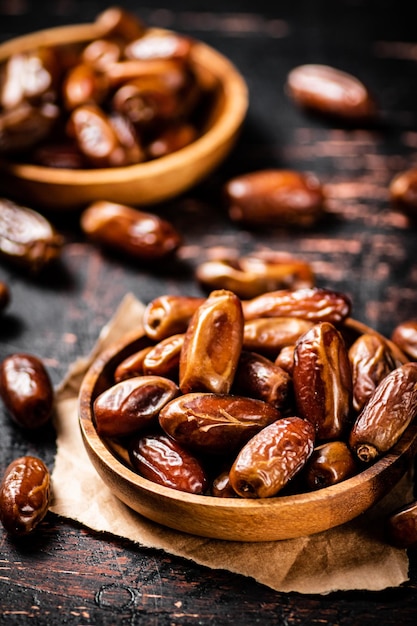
[0,22,249,186]
[78,319,417,512]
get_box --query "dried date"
[303,441,357,490]
[80,201,182,261]
[386,500,417,549]
[0,353,54,429]
[143,295,205,341]
[229,417,315,498]
[93,375,180,438]
[0,198,63,272]
[129,432,208,494]
[349,362,417,462]
[285,64,377,122]
[293,322,352,441]
[243,316,314,358]
[179,289,244,394]
[0,456,51,536]
[391,320,417,361]
[224,169,325,228]
[159,392,281,456]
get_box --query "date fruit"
[80,201,182,261]
[386,500,417,549]
[129,432,208,494]
[242,286,351,324]
[0,353,54,429]
[159,392,281,455]
[391,320,417,361]
[143,294,205,341]
[243,316,314,358]
[0,198,63,272]
[229,417,315,498]
[179,289,244,394]
[293,322,352,441]
[349,362,417,462]
[303,441,357,490]
[0,456,51,536]
[224,169,325,228]
[93,375,180,438]
[348,332,397,412]
[285,64,377,122]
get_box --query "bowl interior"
[78,321,417,542]
[0,23,248,209]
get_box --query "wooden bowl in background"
[78,319,417,542]
[0,22,248,209]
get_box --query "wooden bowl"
[78,320,417,542]
[0,22,248,210]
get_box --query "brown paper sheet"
[50,293,412,595]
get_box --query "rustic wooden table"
[1,1,417,623]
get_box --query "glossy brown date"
[243,316,314,358]
[303,441,357,490]
[128,432,208,494]
[229,417,315,498]
[348,332,397,412]
[0,456,51,536]
[93,375,180,438]
[224,169,325,228]
[143,295,205,341]
[0,353,54,429]
[142,333,184,379]
[285,64,377,122]
[62,63,109,111]
[0,101,60,153]
[195,252,315,300]
[349,362,417,462]
[0,198,63,272]
[94,6,146,42]
[80,201,182,261]
[159,392,281,456]
[386,500,417,549]
[242,287,351,324]
[179,289,244,395]
[211,469,237,498]
[391,320,417,361]
[114,346,154,382]
[232,350,292,411]
[293,322,352,441]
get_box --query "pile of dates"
[91,286,417,500]
[0,7,213,166]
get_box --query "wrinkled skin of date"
[93,375,180,438]
[389,168,417,220]
[159,392,281,456]
[128,432,208,494]
[224,169,325,228]
[303,440,357,490]
[0,353,54,429]
[229,417,315,498]
[293,322,353,441]
[242,287,351,324]
[391,320,417,361]
[143,295,205,341]
[0,456,51,536]
[348,332,397,412]
[232,350,292,412]
[349,362,417,463]
[243,316,314,358]
[80,201,182,262]
[285,64,377,122]
[386,499,417,549]
[0,198,63,272]
[179,289,244,395]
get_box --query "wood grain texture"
[1,0,417,623]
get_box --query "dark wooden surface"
[1,1,417,623]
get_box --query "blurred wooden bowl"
[78,318,417,542]
[0,22,248,209]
